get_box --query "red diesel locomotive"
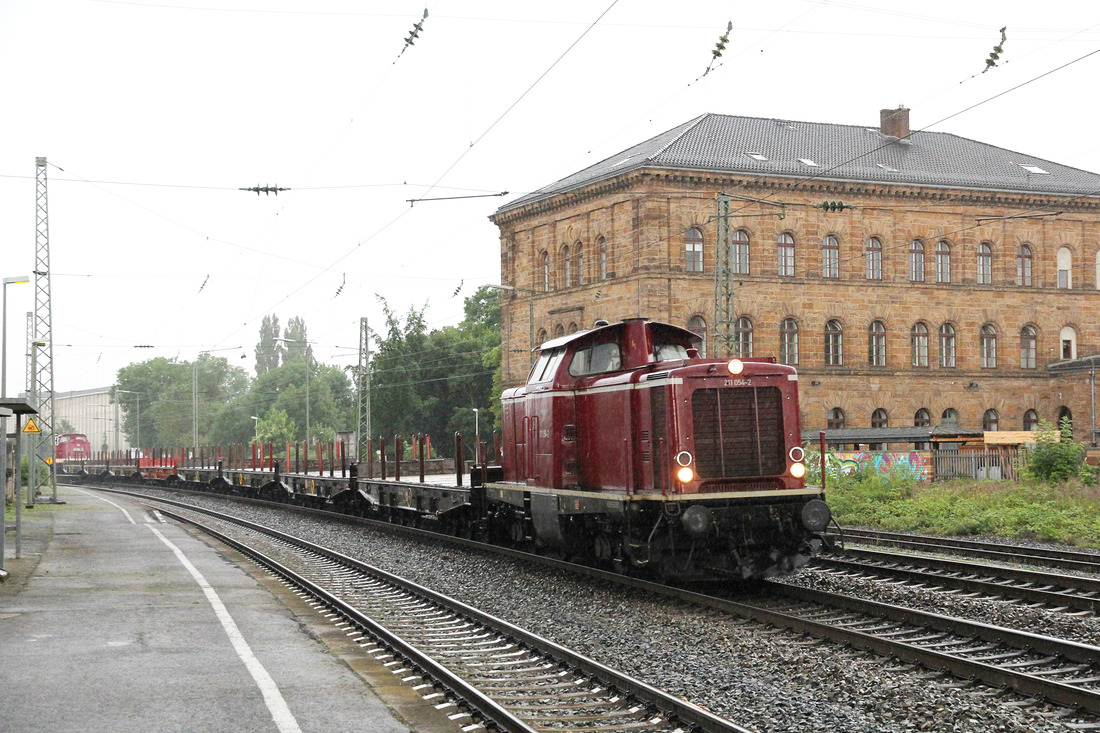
[493,318,830,580]
[55,433,92,463]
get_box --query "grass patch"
[826,473,1100,549]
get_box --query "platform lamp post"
[484,284,536,382]
[2,274,31,399]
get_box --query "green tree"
[255,314,283,376]
[282,316,313,363]
[114,354,249,448]
[254,407,296,446]
[368,288,500,459]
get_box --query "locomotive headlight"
[676,466,695,483]
[726,359,745,375]
[789,462,806,479]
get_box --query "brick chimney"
[880,106,909,139]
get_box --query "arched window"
[539,251,550,292]
[1020,325,1037,369]
[825,319,843,366]
[1057,247,1073,288]
[780,318,798,365]
[777,233,795,277]
[687,315,707,357]
[567,322,579,334]
[865,237,882,280]
[935,241,951,283]
[536,328,548,346]
[827,407,845,429]
[1058,406,1073,431]
[1023,409,1039,431]
[940,323,956,368]
[1017,244,1033,286]
[914,408,931,427]
[561,245,572,287]
[822,235,839,278]
[983,409,999,431]
[1060,325,1077,360]
[942,407,959,426]
[598,236,608,280]
[980,324,997,368]
[735,316,753,358]
[977,242,993,284]
[868,320,886,366]
[908,240,924,282]
[685,228,704,273]
[575,242,584,285]
[871,408,889,428]
[554,323,565,338]
[732,230,749,274]
[911,322,929,367]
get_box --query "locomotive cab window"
[527,348,566,384]
[569,341,622,376]
[654,343,690,362]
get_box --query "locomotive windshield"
[653,343,690,361]
[569,342,621,376]
[527,348,566,384]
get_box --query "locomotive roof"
[535,319,698,352]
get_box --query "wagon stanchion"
[366,438,374,479]
[418,433,426,483]
[394,436,402,482]
[329,439,335,478]
[379,437,387,480]
[455,432,463,487]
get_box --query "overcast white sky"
[3,0,1100,394]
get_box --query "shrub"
[1025,419,1093,484]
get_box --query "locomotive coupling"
[801,499,831,533]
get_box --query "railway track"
[754,582,1100,718]
[833,527,1100,575]
[812,548,1100,615]
[139,494,754,733]
[84,484,1100,727]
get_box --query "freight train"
[71,318,830,582]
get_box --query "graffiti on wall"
[825,451,929,480]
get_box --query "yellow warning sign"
[22,417,41,434]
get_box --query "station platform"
[1,486,455,733]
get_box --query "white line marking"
[147,525,302,733]
[70,487,136,524]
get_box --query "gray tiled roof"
[498,113,1100,213]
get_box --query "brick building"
[489,108,1100,443]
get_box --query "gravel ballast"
[141,489,1098,732]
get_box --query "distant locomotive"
[494,318,830,579]
[56,433,92,462]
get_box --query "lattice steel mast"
[712,193,735,358]
[356,317,371,460]
[33,156,57,501]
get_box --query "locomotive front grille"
[692,386,785,478]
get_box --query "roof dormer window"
[1018,163,1050,175]
[745,152,768,162]
[798,158,819,167]
[876,163,899,172]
